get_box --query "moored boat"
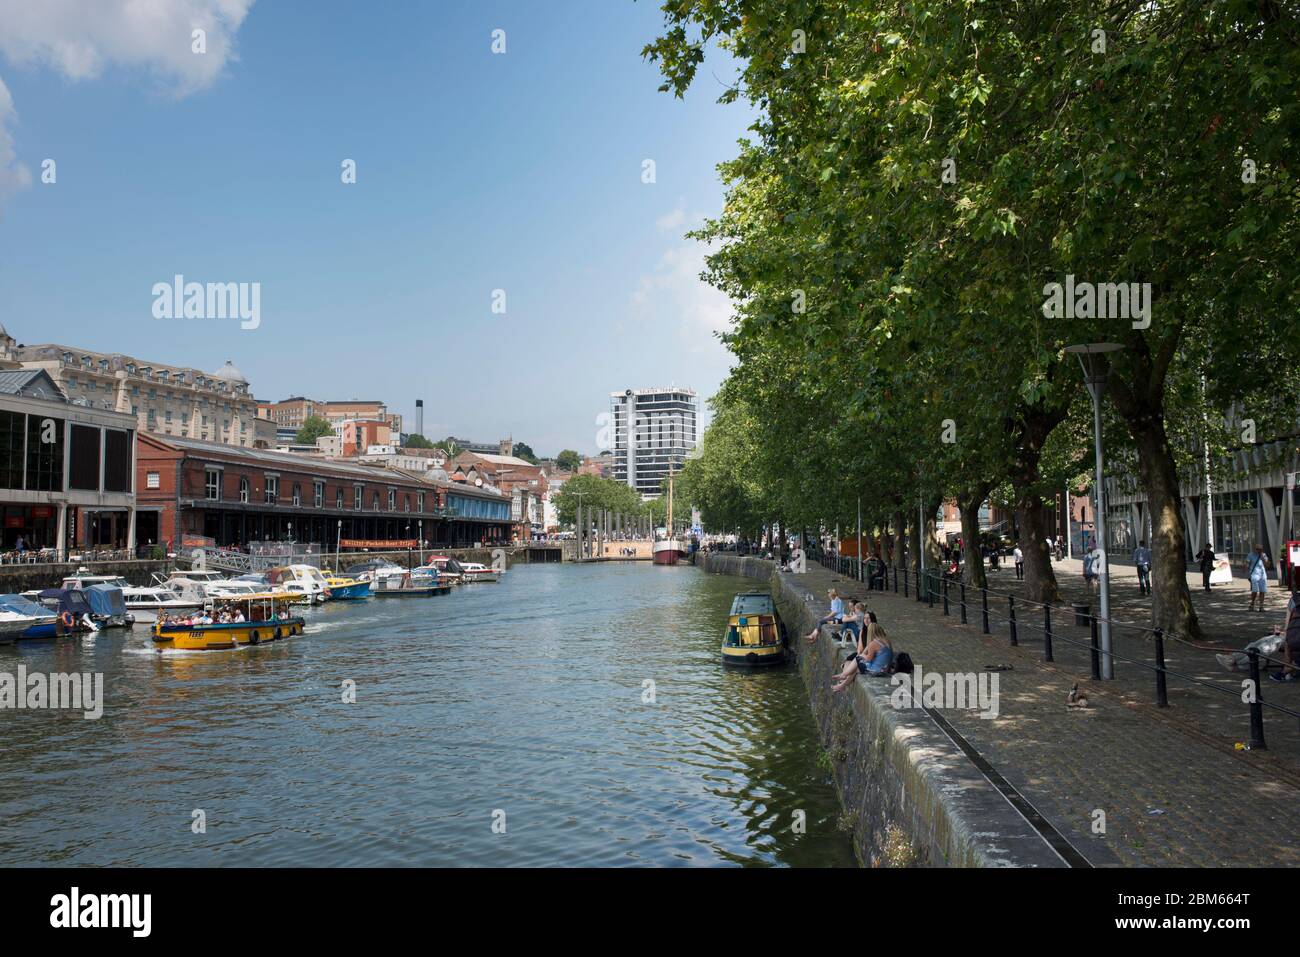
[371,569,450,596]
[0,594,61,640]
[721,592,787,667]
[457,561,501,583]
[152,593,305,651]
[652,539,686,565]
[322,575,371,600]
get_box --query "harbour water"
[0,563,854,866]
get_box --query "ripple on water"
[0,563,854,867]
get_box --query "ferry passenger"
[234,609,246,623]
[804,589,845,644]
[831,622,893,693]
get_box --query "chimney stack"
[415,399,424,439]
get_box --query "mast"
[667,473,674,536]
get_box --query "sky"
[0,0,752,456]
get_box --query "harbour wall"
[697,552,1063,868]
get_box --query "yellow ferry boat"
[152,593,305,651]
[721,591,788,667]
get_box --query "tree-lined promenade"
[651,0,1300,643]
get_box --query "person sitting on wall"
[804,588,845,644]
[832,602,867,648]
[830,622,894,692]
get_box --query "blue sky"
[0,0,750,455]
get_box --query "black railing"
[814,552,1298,752]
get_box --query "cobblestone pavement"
[793,560,1300,867]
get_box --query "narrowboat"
[721,592,788,667]
[152,593,305,651]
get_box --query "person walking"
[1013,545,1024,580]
[1247,544,1270,612]
[1132,539,1152,596]
[1195,545,1216,592]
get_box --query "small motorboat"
[152,593,305,651]
[416,556,464,584]
[0,594,61,640]
[721,592,788,667]
[264,565,330,604]
[457,561,501,583]
[29,588,100,635]
[322,575,371,600]
[371,570,450,596]
[82,582,135,628]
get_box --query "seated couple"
[831,620,893,692]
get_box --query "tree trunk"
[958,485,991,588]
[923,496,944,568]
[1015,497,1059,604]
[893,509,907,571]
[908,515,922,573]
[1133,414,1201,639]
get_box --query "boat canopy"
[0,594,56,618]
[345,559,401,575]
[84,583,128,617]
[35,588,94,617]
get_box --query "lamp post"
[1066,342,1123,680]
[418,519,424,565]
[336,519,342,570]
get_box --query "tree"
[551,473,643,526]
[295,415,333,445]
[511,442,539,464]
[555,449,582,473]
[403,434,434,449]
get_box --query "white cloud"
[0,0,255,96]
[0,1,254,212]
[655,208,687,233]
[632,239,734,345]
[0,77,31,208]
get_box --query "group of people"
[802,588,907,692]
[158,608,247,627]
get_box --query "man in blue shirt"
[1132,540,1152,596]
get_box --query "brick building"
[136,434,513,550]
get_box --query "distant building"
[258,397,402,436]
[340,419,392,456]
[609,387,698,498]
[4,326,273,449]
[443,436,511,456]
[447,450,550,539]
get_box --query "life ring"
[59,611,75,630]
[248,630,260,645]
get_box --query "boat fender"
[249,630,260,645]
[274,626,283,640]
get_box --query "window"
[417,491,425,513]
[372,492,380,511]
[68,424,101,491]
[239,477,249,503]
[146,471,160,490]
[314,481,324,508]
[0,410,24,489]
[25,415,64,492]
[205,468,221,501]
[336,488,344,509]
[354,484,363,510]
[388,489,396,511]
[265,475,279,504]
[103,429,131,493]
[404,494,411,513]
[292,483,301,507]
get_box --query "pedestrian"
[1247,544,1270,612]
[1013,545,1024,580]
[14,535,24,554]
[1082,549,1099,594]
[1268,572,1300,683]
[1132,539,1152,596]
[1195,545,1216,592]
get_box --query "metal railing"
[818,554,1299,752]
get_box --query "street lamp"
[418,519,424,565]
[336,519,342,569]
[1066,341,1123,680]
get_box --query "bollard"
[928,572,935,608]
[943,576,950,616]
[893,564,899,594]
[1043,603,1054,662]
[959,582,967,624]
[1152,627,1168,708]
[916,568,923,603]
[1089,614,1101,681]
[903,565,909,597]
[1008,594,1018,646]
[981,586,990,634]
[1247,649,1267,750]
